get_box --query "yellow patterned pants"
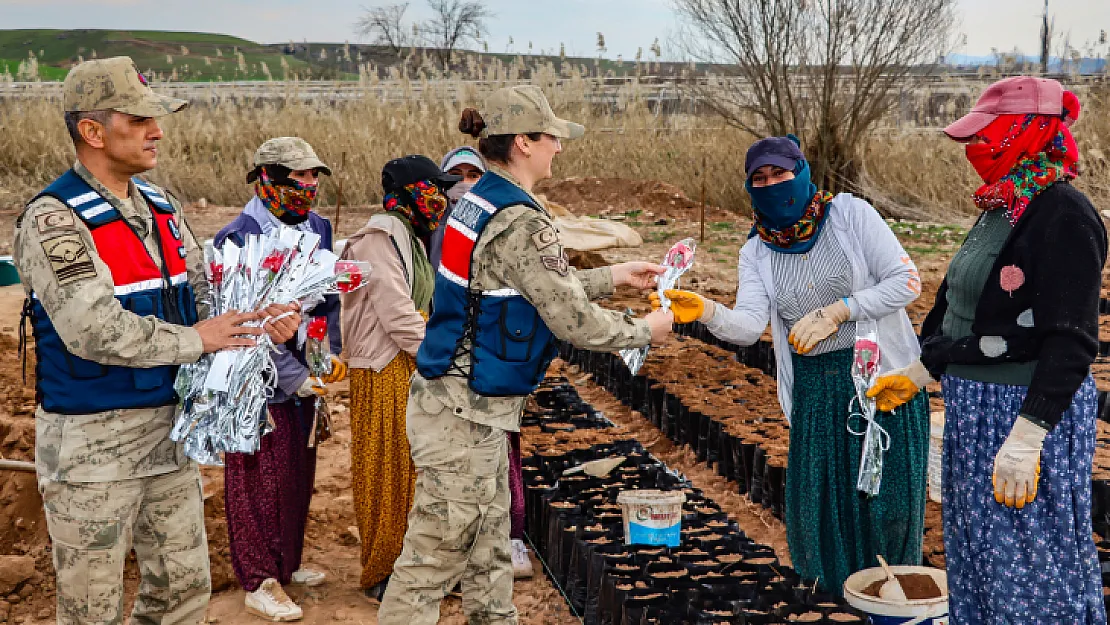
[349,353,419,589]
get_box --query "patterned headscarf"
[965,92,1081,224]
[254,168,318,224]
[383,179,448,242]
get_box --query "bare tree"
[673,0,956,193]
[421,0,492,68]
[355,3,413,55]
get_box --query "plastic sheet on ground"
[541,196,643,251]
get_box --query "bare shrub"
[355,3,414,55]
[672,0,957,193]
[421,0,492,69]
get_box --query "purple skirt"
[224,398,318,591]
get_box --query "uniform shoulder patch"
[34,209,77,235]
[541,248,569,277]
[40,233,97,287]
[531,225,559,251]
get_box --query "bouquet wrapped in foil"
[620,237,697,375]
[170,226,369,465]
[846,320,890,496]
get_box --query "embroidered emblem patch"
[41,233,96,286]
[531,226,558,251]
[541,249,569,276]
[34,210,77,235]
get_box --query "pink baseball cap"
[943,76,1065,140]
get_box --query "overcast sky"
[3,0,1108,61]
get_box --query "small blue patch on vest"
[167,218,181,240]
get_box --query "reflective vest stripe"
[461,192,498,215]
[66,191,100,207]
[114,272,187,296]
[80,202,113,220]
[438,265,468,288]
[447,217,479,242]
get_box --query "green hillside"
[0,29,317,81]
[0,29,706,82]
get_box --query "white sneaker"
[511,539,534,579]
[244,578,303,622]
[290,568,326,587]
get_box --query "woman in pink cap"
[869,77,1106,622]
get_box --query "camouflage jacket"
[414,166,650,432]
[15,162,209,482]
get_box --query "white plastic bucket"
[844,566,949,625]
[616,489,686,547]
[928,412,945,503]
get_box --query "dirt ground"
[0,175,1079,623]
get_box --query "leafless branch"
[421,0,492,68]
[673,0,956,192]
[355,3,413,55]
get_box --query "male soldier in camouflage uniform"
[377,85,674,624]
[14,57,301,624]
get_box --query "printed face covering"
[383,179,448,240]
[254,168,319,224]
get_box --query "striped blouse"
[769,228,856,355]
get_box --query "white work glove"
[788,300,850,355]
[296,377,327,398]
[866,360,934,413]
[992,416,1048,509]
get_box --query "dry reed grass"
[2,77,1109,223]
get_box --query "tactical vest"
[25,169,198,415]
[417,173,557,397]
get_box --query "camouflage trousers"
[377,389,516,625]
[38,462,211,625]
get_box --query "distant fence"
[3,72,1106,127]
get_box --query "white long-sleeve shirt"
[705,193,922,422]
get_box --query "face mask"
[384,179,449,240]
[745,161,818,231]
[254,169,318,224]
[965,142,1004,183]
[446,181,474,203]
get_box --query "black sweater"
[920,182,1108,428]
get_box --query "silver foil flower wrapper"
[847,319,889,497]
[171,226,370,465]
[620,238,697,375]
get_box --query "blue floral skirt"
[941,375,1106,624]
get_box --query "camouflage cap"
[63,56,187,117]
[246,137,332,182]
[481,85,585,140]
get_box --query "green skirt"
[784,348,928,595]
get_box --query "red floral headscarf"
[964,91,1081,224]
